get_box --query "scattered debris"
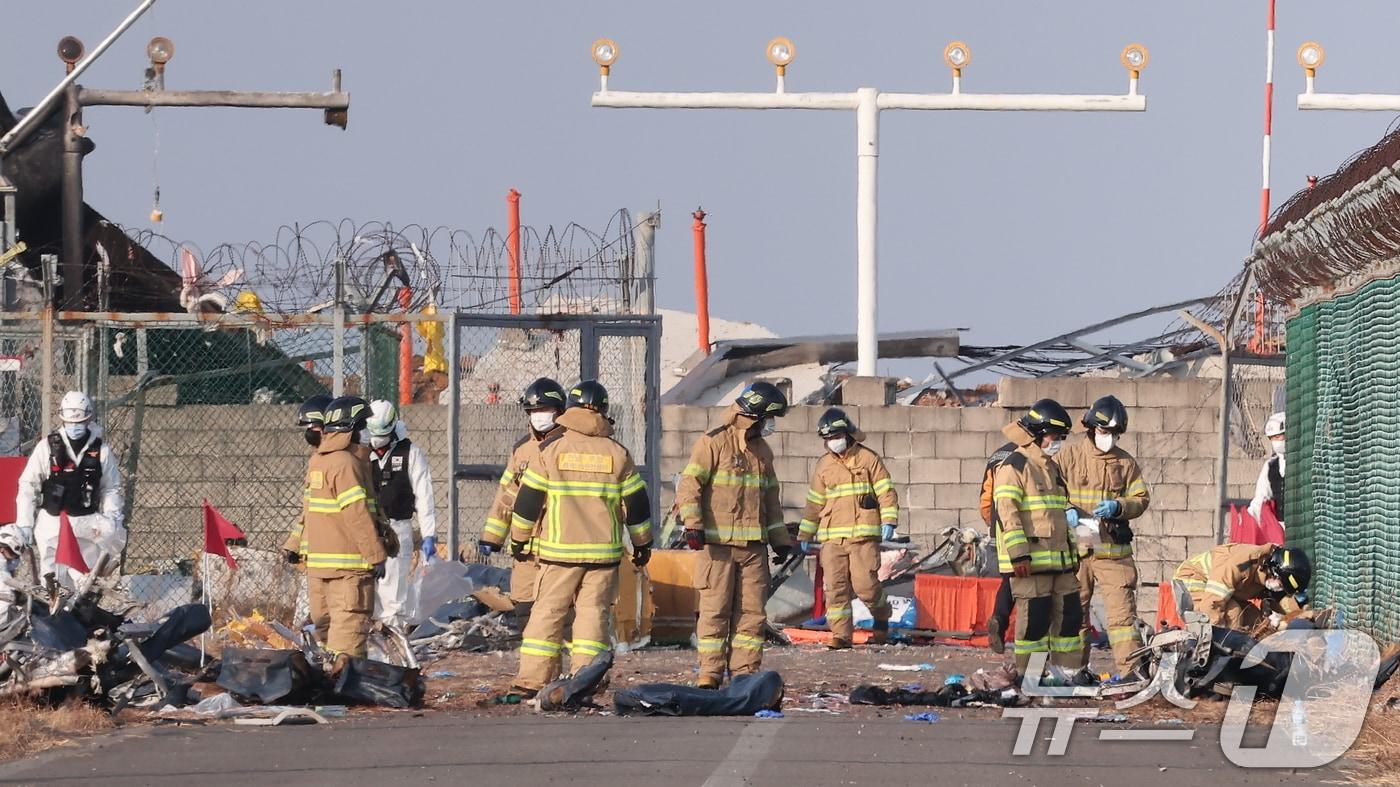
[536,653,613,712]
[753,709,784,719]
[218,610,299,650]
[904,712,941,723]
[878,663,935,672]
[614,671,784,717]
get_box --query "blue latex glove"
[800,540,815,555]
[1093,500,1123,519]
[477,540,496,557]
[420,535,438,561]
[881,524,896,542]
[1066,508,1080,528]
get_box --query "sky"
[4,1,1399,375]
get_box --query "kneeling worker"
[1173,543,1310,637]
[796,408,898,648]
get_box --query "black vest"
[40,432,103,516]
[372,438,417,520]
[1267,456,1284,519]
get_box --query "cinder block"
[858,432,884,455]
[1163,510,1212,537]
[907,484,938,509]
[935,483,979,511]
[911,432,938,458]
[773,456,811,485]
[661,430,685,459]
[780,482,810,511]
[883,457,911,486]
[1162,408,1217,434]
[961,458,989,484]
[1041,378,1090,409]
[910,407,962,431]
[1135,536,1186,564]
[857,405,911,433]
[843,377,897,406]
[879,431,912,459]
[1089,380,1138,408]
[673,406,706,432]
[1152,484,1189,511]
[782,432,826,459]
[995,378,1040,408]
[1173,459,1214,487]
[959,407,1006,433]
[1135,432,1190,459]
[1129,408,1163,434]
[934,431,986,459]
[911,458,962,484]
[1185,537,1218,558]
[1131,510,1166,537]
[1189,433,1225,460]
[906,508,962,537]
[1136,380,1218,409]
[1186,483,1220,512]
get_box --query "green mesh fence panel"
[1290,276,1400,641]
[364,325,400,404]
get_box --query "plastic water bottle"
[1291,699,1309,747]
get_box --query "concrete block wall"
[662,377,1251,621]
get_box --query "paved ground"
[0,713,1345,786]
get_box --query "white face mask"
[1265,577,1285,593]
[826,437,849,455]
[529,411,557,433]
[1271,439,1286,456]
[63,423,88,441]
[759,418,776,438]
[369,434,391,449]
[1042,439,1064,458]
[1094,432,1118,453]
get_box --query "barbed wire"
[114,209,649,318]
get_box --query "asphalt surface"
[0,713,1344,787]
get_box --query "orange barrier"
[1156,582,1185,631]
[783,627,873,646]
[0,457,24,525]
[646,550,700,643]
[913,574,1007,648]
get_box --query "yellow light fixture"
[1297,41,1325,74]
[943,41,971,74]
[766,37,795,75]
[147,36,175,66]
[1120,44,1149,76]
[592,38,619,75]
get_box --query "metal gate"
[444,313,661,555]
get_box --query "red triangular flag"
[203,500,246,570]
[55,511,90,574]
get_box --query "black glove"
[771,544,791,565]
[684,529,705,551]
[371,561,386,580]
[632,546,652,567]
[283,549,301,565]
[510,540,528,559]
[1107,520,1134,544]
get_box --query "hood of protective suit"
[557,407,613,437]
[316,430,355,454]
[1002,421,1034,448]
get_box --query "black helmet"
[735,381,788,419]
[816,407,858,439]
[322,396,371,434]
[520,378,567,412]
[296,394,333,428]
[1083,395,1129,434]
[566,380,609,414]
[1266,547,1312,594]
[1019,398,1072,439]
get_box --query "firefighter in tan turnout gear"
[1056,395,1151,678]
[992,399,1090,682]
[507,380,652,697]
[797,408,897,648]
[477,377,568,620]
[284,396,387,660]
[677,381,793,689]
[1173,543,1311,637]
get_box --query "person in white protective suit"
[2,391,126,591]
[364,400,438,628]
[1248,412,1286,527]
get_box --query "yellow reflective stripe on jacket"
[1014,495,1068,511]
[303,552,373,570]
[872,478,894,495]
[678,503,702,519]
[534,540,624,562]
[710,471,771,489]
[570,638,611,656]
[337,485,368,508]
[826,482,875,499]
[766,521,786,534]
[993,485,1024,502]
[1126,479,1148,496]
[817,524,883,540]
[498,469,514,487]
[798,519,819,537]
[806,489,826,505]
[879,506,899,522]
[520,637,562,658]
[521,468,550,491]
[304,495,341,514]
[1097,542,1133,559]
[682,463,713,482]
[1204,580,1232,599]
[484,518,509,539]
[703,523,765,542]
[620,473,646,496]
[627,521,652,542]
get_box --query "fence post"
[40,305,54,436]
[445,312,460,558]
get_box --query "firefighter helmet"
[322,396,371,434]
[566,380,610,414]
[1019,399,1072,439]
[296,394,333,428]
[816,407,858,439]
[1082,395,1129,434]
[735,381,788,418]
[1266,547,1312,594]
[520,378,568,412]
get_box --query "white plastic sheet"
[401,560,476,626]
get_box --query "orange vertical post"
[507,188,522,315]
[692,208,711,355]
[397,287,413,405]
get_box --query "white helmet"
[1264,411,1286,438]
[58,391,92,424]
[366,400,398,437]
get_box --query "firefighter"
[507,380,652,697]
[364,400,438,629]
[980,439,1017,654]
[1173,543,1310,637]
[676,381,793,689]
[796,408,898,648]
[478,377,567,620]
[290,396,387,661]
[1058,395,1151,678]
[4,391,125,588]
[1248,412,1286,526]
[992,399,1088,682]
[280,394,333,560]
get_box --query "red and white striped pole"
[1252,0,1277,352]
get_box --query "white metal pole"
[855,88,879,377]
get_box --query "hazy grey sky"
[4,1,1398,372]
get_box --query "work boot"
[870,620,889,646]
[986,615,1006,655]
[827,639,852,651]
[1071,669,1100,688]
[696,674,722,690]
